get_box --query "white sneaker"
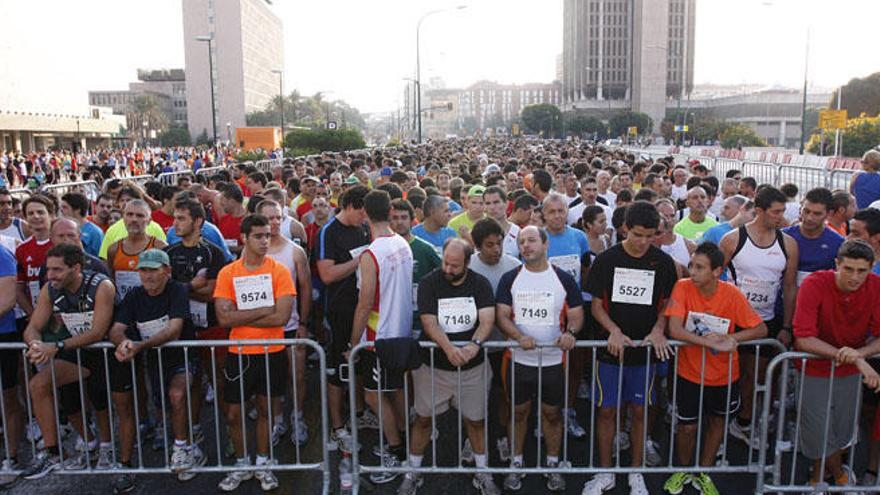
[290,415,309,446]
[611,431,630,457]
[577,380,591,399]
[565,408,587,438]
[357,410,380,430]
[496,437,511,463]
[270,421,288,447]
[177,445,207,482]
[645,439,662,467]
[204,383,215,404]
[255,459,279,491]
[461,438,474,464]
[95,444,113,470]
[582,473,615,494]
[218,459,253,491]
[628,473,649,495]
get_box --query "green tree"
[607,111,653,138]
[807,114,880,157]
[564,113,606,138]
[830,72,880,119]
[284,128,366,153]
[520,104,562,137]
[127,95,169,143]
[719,124,767,149]
[158,127,191,147]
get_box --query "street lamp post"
[195,35,218,147]
[416,5,466,144]
[271,69,284,134]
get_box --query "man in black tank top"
[719,186,799,449]
[20,245,119,482]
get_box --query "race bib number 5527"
[233,274,274,310]
[611,268,655,305]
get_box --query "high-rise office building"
[183,0,283,143]
[562,0,695,132]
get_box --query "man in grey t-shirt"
[468,218,522,464]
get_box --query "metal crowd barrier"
[157,170,195,186]
[346,338,785,494]
[195,166,224,177]
[255,159,283,174]
[7,188,32,200]
[756,352,879,494]
[0,339,330,494]
[40,181,100,202]
[127,174,156,186]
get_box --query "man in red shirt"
[794,239,880,490]
[16,195,54,317]
[214,184,246,256]
[151,186,178,232]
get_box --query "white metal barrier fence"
[0,339,330,494]
[345,339,784,494]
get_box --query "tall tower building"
[562,0,695,132]
[183,0,283,143]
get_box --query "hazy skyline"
[0,0,876,117]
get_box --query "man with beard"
[399,237,500,495]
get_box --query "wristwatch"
[56,340,65,351]
[565,329,578,337]
[470,338,482,348]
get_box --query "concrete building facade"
[183,0,283,143]
[89,68,187,130]
[562,0,695,132]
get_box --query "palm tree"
[127,95,168,144]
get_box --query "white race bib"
[796,270,811,288]
[685,311,731,336]
[115,271,141,298]
[738,277,777,310]
[189,299,208,328]
[225,239,239,248]
[28,280,40,308]
[437,297,477,334]
[349,245,368,260]
[137,315,169,340]
[60,311,93,336]
[412,284,419,309]
[233,274,274,310]
[611,268,655,305]
[549,254,580,281]
[514,290,554,326]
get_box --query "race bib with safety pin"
[115,271,141,298]
[611,267,655,305]
[28,280,40,308]
[60,311,93,336]
[233,274,274,310]
[349,245,368,260]
[685,311,731,336]
[796,270,811,288]
[514,290,554,326]
[137,315,169,340]
[189,300,208,328]
[437,297,477,334]
[738,277,777,310]
[549,254,581,281]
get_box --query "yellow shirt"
[447,212,483,234]
[98,219,167,259]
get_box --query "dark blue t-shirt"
[0,246,16,334]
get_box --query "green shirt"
[673,215,718,241]
[447,212,483,235]
[409,235,441,334]
[99,219,167,259]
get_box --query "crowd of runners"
[2,140,880,494]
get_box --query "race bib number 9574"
[233,274,274,310]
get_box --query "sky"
[0,0,877,117]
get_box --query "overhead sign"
[819,109,847,130]
[627,126,638,136]
[674,125,689,132]
[512,123,520,136]
[326,121,338,130]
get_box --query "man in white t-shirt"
[568,177,613,227]
[495,226,583,492]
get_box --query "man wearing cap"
[109,248,206,485]
[448,185,487,242]
[293,176,320,224]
